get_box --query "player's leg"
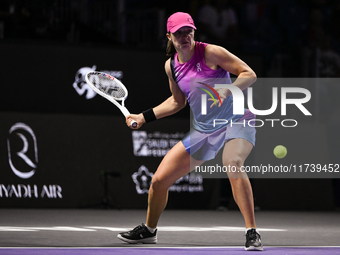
[146,141,204,228]
[222,138,255,227]
[222,138,263,251]
[118,141,204,243]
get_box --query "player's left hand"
[209,88,231,108]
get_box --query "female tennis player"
[119,12,263,251]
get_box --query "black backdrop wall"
[0,42,170,115]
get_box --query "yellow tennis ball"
[273,145,287,159]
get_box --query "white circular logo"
[7,123,38,179]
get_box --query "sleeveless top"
[170,41,244,133]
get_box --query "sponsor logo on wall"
[131,131,203,194]
[132,165,204,194]
[7,123,38,179]
[2,122,62,199]
[131,165,153,194]
[132,131,186,157]
[73,65,123,99]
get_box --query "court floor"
[0,209,339,254]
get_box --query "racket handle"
[131,120,137,128]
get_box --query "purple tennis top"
[171,41,244,133]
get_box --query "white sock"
[145,224,156,233]
[245,228,260,234]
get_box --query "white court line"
[86,226,287,232]
[0,226,95,232]
[0,226,286,232]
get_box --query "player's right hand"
[126,114,145,129]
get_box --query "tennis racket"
[85,71,137,128]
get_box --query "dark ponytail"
[166,39,176,57]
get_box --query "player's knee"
[150,176,169,192]
[223,156,243,169]
[223,156,247,179]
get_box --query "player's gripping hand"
[208,88,231,108]
[126,113,146,129]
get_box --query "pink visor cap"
[167,12,197,33]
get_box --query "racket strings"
[89,74,127,100]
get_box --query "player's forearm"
[137,96,184,124]
[153,96,186,119]
[136,96,185,125]
[233,70,257,91]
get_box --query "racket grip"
[131,120,138,128]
